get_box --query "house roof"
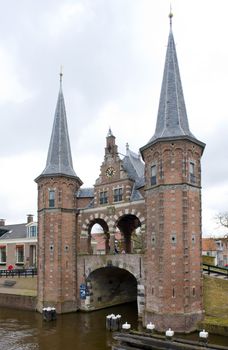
[122,145,145,191]
[77,188,94,198]
[0,223,27,240]
[202,238,217,251]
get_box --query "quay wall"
[0,293,37,311]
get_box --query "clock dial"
[105,167,115,177]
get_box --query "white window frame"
[16,245,24,264]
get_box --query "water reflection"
[0,303,138,350]
[0,304,227,350]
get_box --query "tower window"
[189,162,195,184]
[99,191,108,204]
[151,165,157,185]
[114,188,123,202]
[49,190,55,208]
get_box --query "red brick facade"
[141,139,204,331]
[36,175,81,313]
[36,22,205,332]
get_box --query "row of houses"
[0,215,228,269]
[202,236,228,266]
[0,215,37,270]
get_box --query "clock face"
[105,167,115,177]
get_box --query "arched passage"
[86,266,137,310]
[116,214,141,253]
[88,219,109,254]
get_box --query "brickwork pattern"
[142,139,204,332]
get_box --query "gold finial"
[60,65,63,85]
[169,5,173,29]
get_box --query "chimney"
[27,214,34,224]
[0,219,5,226]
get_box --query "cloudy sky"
[0,0,228,237]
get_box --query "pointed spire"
[107,127,114,137]
[40,73,78,178]
[169,5,173,30]
[141,13,205,151]
[60,65,63,87]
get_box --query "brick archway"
[113,209,145,253]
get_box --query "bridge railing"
[203,263,228,278]
[0,268,37,278]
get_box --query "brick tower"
[35,73,82,313]
[140,15,205,332]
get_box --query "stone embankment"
[0,276,37,310]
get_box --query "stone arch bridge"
[77,253,145,318]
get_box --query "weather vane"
[60,65,63,85]
[169,4,173,29]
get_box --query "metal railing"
[203,263,228,278]
[0,268,37,278]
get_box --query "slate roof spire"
[141,12,205,151]
[39,72,78,179]
[107,127,114,137]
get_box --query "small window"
[29,225,37,238]
[114,188,123,202]
[49,190,55,208]
[99,191,108,205]
[151,165,157,185]
[189,162,195,184]
[16,245,24,264]
[0,246,6,263]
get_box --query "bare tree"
[215,212,228,229]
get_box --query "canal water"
[0,303,227,350]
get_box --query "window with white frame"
[16,245,24,264]
[28,225,37,238]
[114,188,123,202]
[0,246,6,264]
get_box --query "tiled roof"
[77,188,94,198]
[141,26,205,152]
[130,183,144,201]
[202,238,217,251]
[122,147,145,189]
[0,223,27,240]
[39,79,80,180]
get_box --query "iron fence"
[0,268,37,278]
